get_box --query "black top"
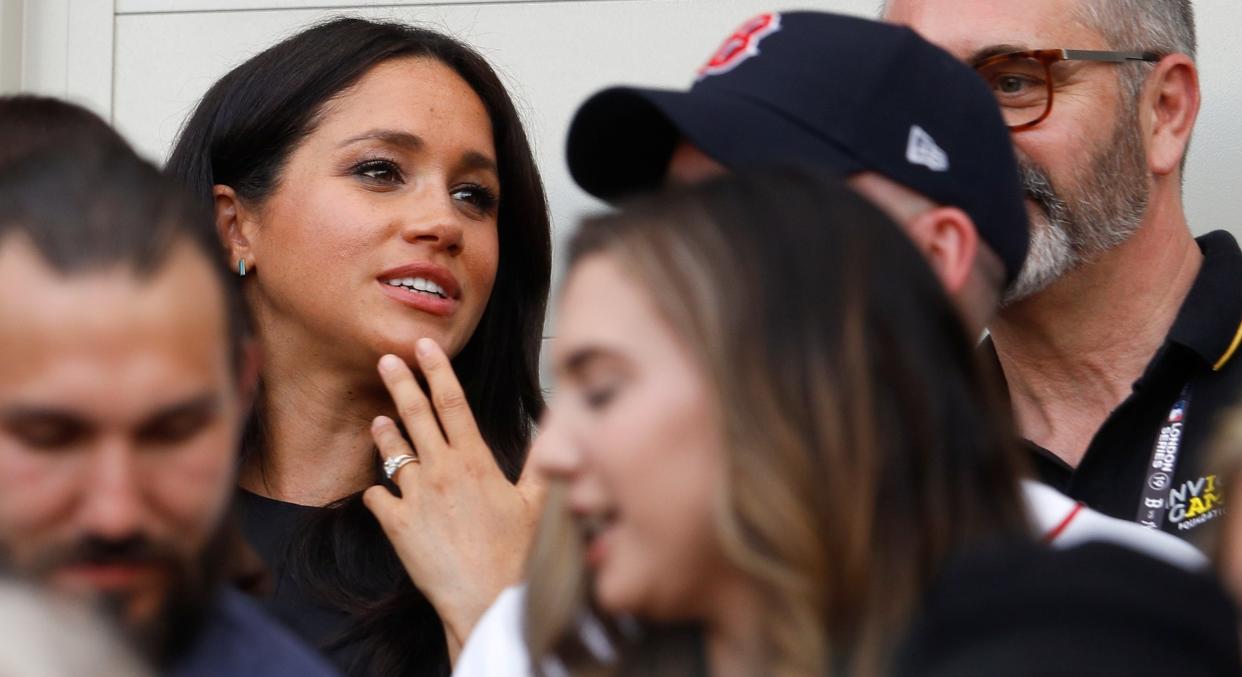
[894,539,1241,676]
[669,539,1240,675]
[982,231,1242,545]
[236,490,360,674]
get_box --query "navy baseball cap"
[567,11,1030,282]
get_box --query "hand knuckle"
[434,389,466,411]
[398,398,426,420]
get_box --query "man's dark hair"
[0,95,129,168]
[0,138,247,369]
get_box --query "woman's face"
[537,254,733,620]
[235,56,500,370]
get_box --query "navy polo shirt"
[169,586,339,677]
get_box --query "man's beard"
[1001,106,1152,306]
[3,530,225,669]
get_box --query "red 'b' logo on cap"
[697,13,782,79]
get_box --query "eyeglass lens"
[975,57,1052,128]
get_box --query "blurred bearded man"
[0,98,336,675]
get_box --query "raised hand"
[362,338,546,662]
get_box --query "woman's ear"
[213,184,258,272]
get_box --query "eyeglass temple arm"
[1060,49,1162,63]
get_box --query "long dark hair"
[166,17,551,676]
[526,169,1028,676]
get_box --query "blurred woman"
[525,167,1027,676]
[451,169,1240,677]
[166,17,551,676]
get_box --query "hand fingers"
[378,353,446,464]
[414,338,485,452]
[362,484,402,528]
[372,415,422,491]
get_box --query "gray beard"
[1001,110,1151,306]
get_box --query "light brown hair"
[525,169,1029,676]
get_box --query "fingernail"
[378,354,403,373]
[416,338,435,357]
[372,415,392,429]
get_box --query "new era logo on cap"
[906,125,949,172]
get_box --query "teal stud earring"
[238,259,247,276]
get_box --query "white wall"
[15,0,1242,283]
[0,0,21,93]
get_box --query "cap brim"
[567,85,864,201]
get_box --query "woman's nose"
[400,188,464,255]
[529,404,583,480]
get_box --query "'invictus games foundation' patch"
[1168,474,1225,532]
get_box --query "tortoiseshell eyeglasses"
[973,49,1162,130]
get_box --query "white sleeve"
[1021,480,1208,571]
[453,585,535,677]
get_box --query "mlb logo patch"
[697,14,782,79]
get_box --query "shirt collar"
[1166,231,1242,370]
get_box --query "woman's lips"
[585,526,613,570]
[580,509,619,570]
[379,281,459,317]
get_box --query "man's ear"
[214,185,258,271]
[903,206,979,296]
[1144,53,1200,177]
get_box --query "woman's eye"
[451,184,500,214]
[582,384,620,411]
[352,159,403,185]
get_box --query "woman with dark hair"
[166,17,551,676]
[449,169,1241,676]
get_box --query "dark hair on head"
[527,168,1029,675]
[166,16,551,676]
[0,122,246,369]
[0,95,128,168]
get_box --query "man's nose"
[79,437,147,541]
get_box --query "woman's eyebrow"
[460,151,498,178]
[338,130,496,176]
[559,346,612,378]
[338,129,424,151]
